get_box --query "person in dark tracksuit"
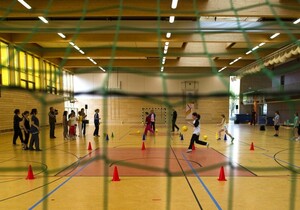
[172,109,179,132]
[12,109,24,146]
[48,107,57,139]
[29,109,42,151]
[93,109,100,137]
[21,111,30,150]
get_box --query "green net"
[0,0,300,209]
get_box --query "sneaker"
[296,137,300,141]
[231,137,235,143]
[274,134,278,137]
[36,149,42,151]
[206,143,209,148]
[186,149,192,153]
[217,138,221,140]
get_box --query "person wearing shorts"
[217,114,234,143]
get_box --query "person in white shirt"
[217,114,234,143]
[150,109,156,132]
[186,112,209,153]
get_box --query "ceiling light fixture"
[293,18,300,24]
[169,16,175,23]
[166,32,172,38]
[171,0,179,9]
[98,66,106,72]
[252,46,259,51]
[69,41,75,46]
[79,50,85,54]
[165,42,169,46]
[161,67,164,72]
[246,50,252,55]
[57,33,66,38]
[259,42,265,47]
[18,0,31,9]
[38,16,49,24]
[270,33,280,39]
[74,45,80,51]
[218,66,227,72]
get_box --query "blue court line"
[182,153,222,210]
[263,153,300,169]
[28,153,99,210]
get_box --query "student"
[93,109,100,137]
[77,111,83,137]
[186,112,209,153]
[273,111,280,137]
[20,111,30,150]
[68,112,77,140]
[81,108,87,136]
[172,109,179,132]
[28,109,41,151]
[144,112,154,136]
[250,109,256,125]
[150,109,156,131]
[62,111,69,140]
[292,112,299,140]
[217,114,234,143]
[12,109,24,146]
[48,107,57,139]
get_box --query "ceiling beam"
[7,33,299,44]
[1,0,299,18]
[62,58,252,68]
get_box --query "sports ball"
[137,130,140,134]
[182,126,188,132]
[155,129,158,132]
[203,135,208,140]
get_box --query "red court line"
[57,148,255,177]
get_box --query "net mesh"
[0,1,300,210]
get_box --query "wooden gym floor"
[0,123,299,210]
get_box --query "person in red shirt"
[144,112,154,136]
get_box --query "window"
[0,42,9,86]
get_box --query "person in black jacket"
[48,107,58,139]
[172,109,179,132]
[21,111,30,150]
[12,109,24,146]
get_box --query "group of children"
[13,108,41,151]
[62,109,87,140]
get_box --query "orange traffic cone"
[26,165,35,180]
[88,142,92,150]
[218,166,227,181]
[192,143,196,150]
[250,142,254,150]
[112,166,120,181]
[141,142,146,150]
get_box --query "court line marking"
[28,150,100,210]
[170,147,203,210]
[263,153,300,169]
[182,153,222,210]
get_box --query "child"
[186,112,209,153]
[144,112,154,136]
[217,114,234,143]
[62,111,69,140]
[77,111,83,137]
[93,109,100,137]
[20,111,30,150]
[28,109,42,151]
[273,111,280,137]
[68,112,77,140]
